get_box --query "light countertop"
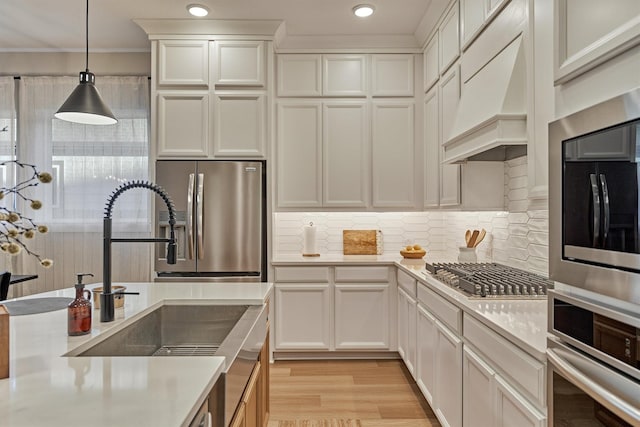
[0,281,273,427]
[274,255,548,360]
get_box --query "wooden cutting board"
[343,230,379,255]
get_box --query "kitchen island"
[0,281,272,427]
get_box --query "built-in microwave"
[549,88,640,305]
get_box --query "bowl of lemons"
[400,244,426,259]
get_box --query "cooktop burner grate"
[424,262,553,298]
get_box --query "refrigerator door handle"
[589,173,601,248]
[187,173,195,259]
[197,173,204,260]
[599,173,610,247]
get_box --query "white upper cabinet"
[424,86,440,208]
[212,93,265,157]
[371,54,414,97]
[323,102,369,207]
[156,91,210,157]
[439,64,461,206]
[276,101,323,207]
[461,0,485,48]
[213,40,265,87]
[323,54,367,96]
[158,40,209,86]
[439,1,460,75]
[277,54,322,96]
[372,101,415,208]
[424,34,439,92]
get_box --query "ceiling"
[0,0,442,52]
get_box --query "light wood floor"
[267,359,441,427]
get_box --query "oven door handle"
[589,173,601,247]
[599,173,610,247]
[548,347,640,424]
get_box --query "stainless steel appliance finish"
[155,160,266,281]
[547,290,640,426]
[424,262,552,298]
[549,88,640,304]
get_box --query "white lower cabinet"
[334,284,389,349]
[434,320,463,427]
[274,284,331,350]
[416,304,437,404]
[397,287,417,376]
[463,346,496,427]
[495,376,545,427]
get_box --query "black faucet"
[101,180,177,322]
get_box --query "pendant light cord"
[85,0,89,72]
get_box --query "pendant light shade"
[55,0,117,125]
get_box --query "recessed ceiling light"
[353,4,375,18]
[187,4,209,17]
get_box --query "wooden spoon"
[464,229,471,247]
[467,229,480,248]
[474,229,486,248]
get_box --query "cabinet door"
[230,402,246,427]
[213,93,265,157]
[495,376,546,427]
[424,86,440,207]
[439,1,460,75]
[372,101,415,208]
[439,65,461,206]
[214,41,265,87]
[277,54,322,96]
[463,346,496,427]
[276,101,322,208]
[334,284,389,349]
[407,293,417,379]
[371,54,414,97]
[323,55,367,96]
[157,91,209,157]
[258,330,270,427]
[424,34,439,92]
[323,102,369,207]
[417,304,437,405]
[158,40,209,86]
[435,321,463,427]
[274,284,331,350]
[461,0,484,48]
[243,362,261,427]
[397,288,408,361]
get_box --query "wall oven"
[549,88,640,305]
[548,290,640,426]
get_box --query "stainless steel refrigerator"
[154,160,266,281]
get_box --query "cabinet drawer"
[274,266,330,283]
[464,314,545,409]
[397,269,416,297]
[418,284,461,333]
[335,266,389,282]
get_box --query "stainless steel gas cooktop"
[425,262,553,299]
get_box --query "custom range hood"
[443,36,527,164]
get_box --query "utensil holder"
[458,247,477,263]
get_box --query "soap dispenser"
[68,273,94,336]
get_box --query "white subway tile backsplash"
[273,156,549,275]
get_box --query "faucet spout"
[101,180,177,322]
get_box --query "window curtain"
[0,77,17,275]
[16,76,151,295]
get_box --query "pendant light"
[55,0,117,125]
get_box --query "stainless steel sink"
[68,303,267,427]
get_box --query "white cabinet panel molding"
[334,284,390,349]
[213,93,265,157]
[275,284,331,350]
[214,40,265,86]
[555,0,640,84]
[323,55,367,96]
[158,40,209,86]
[424,86,440,207]
[439,1,461,75]
[424,34,440,92]
[276,101,323,208]
[371,54,415,97]
[156,92,209,157]
[323,101,369,207]
[371,101,416,208]
[439,65,461,206]
[277,54,322,96]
